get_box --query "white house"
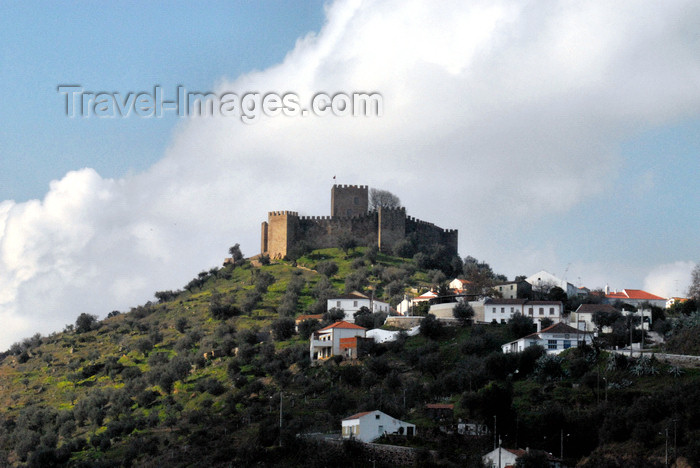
[501,322,593,354]
[449,278,472,292]
[483,447,562,468]
[341,410,416,443]
[484,299,563,325]
[327,291,390,322]
[309,321,367,361]
[397,290,438,316]
[604,289,667,309]
[494,280,532,299]
[526,270,577,298]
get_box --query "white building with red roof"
[309,321,367,361]
[604,289,667,309]
[341,410,416,443]
[501,322,593,355]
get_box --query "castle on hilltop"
[260,185,458,259]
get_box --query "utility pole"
[494,415,497,450]
[279,393,283,447]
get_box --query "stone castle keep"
[261,185,458,259]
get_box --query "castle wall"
[298,213,378,250]
[261,185,458,259]
[405,216,458,255]
[266,211,299,259]
[331,184,368,217]
[378,207,406,253]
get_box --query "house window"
[528,308,533,315]
[492,307,496,313]
[529,341,538,347]
[549,307,555,315]
[346,209,352,216]
[353,301,358,307]
[376,414,380,420]
[548,340,557,350]
[336,301,341,307]
[510,285,514,290]
[510,307,514,313]
[501,307,505,313]
[563,340,571,349]
[539,307,544,315]
[354,196,359,205]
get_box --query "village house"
[327,290,390,322]
[294,314,323,332]
[494,280,532,299]
[483,447,562,468]
[526,270,577,297]
[483,299,563,324]
[501,322,593,354]
[341,410,416,443]
[571,303,619,332]
[309,321,367,361]
[449,278,472,293]
[604,288,667,309]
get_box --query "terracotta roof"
[504,448,527,457]
[426,403,454,410]
[319,321,367,331]
[538,322,584,335]
[606,289,666,301]
[343,411,374,420]
[453,279,471,285]
[295,314,323,322]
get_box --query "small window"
[548,340,557,350]
[337,301,341,307]
[563,340,571,349]
[528,307,533,315]
[549,307,555,315]
[510,307,514,313]
[539,307,544,315]
[353,300,358,307]
[376,414,380,420]
[492,307,496,313]
[510,285,514,290]
[353,196,359,205]
[346,209,352,216]
[501,307,505,313]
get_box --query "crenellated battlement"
[268,211,299,217]
[332,184,368,190]
[261,185,457,258]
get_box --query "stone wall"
[261,185,458,259]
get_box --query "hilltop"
[0,247,698,467]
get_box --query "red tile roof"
[343,411,374,420]
[426,403,454,410]
[295,314,323,323]
[606,289,666,300]
[319,321,366,331]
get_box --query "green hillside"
[0,247,699,467]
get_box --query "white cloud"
[644,261,696,299]
[1,0,700,348]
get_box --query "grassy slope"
[0,248,697,467]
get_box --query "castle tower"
[331,184,368,218]
[262,211,299,259]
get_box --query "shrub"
[315,261,339,277]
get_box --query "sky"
[0,0,698,349]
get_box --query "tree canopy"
[369,188,401,211]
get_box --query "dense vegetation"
[0,247,698,467]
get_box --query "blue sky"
[0,1,326,201]
[0,0,698,347]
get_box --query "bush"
[315,261,339,277]
[271,317,296,341]
[419,314,443,340]
[75,313,98,334]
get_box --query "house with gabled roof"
[571,303,619,332]
[604,289,667,309]
[483,447,562,468]
[484,299,563,325]
[341,410,416,443]
[327,290,390,322]
[501,322,593,355]
[309,321,367,361]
